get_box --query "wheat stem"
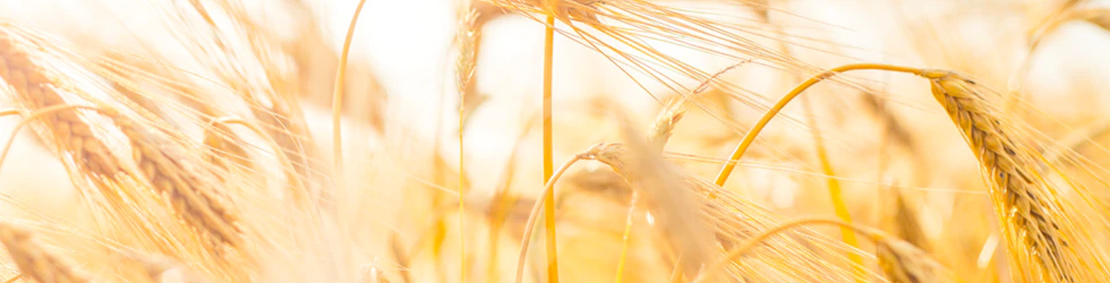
[332,0,369,192]
[515,153,583,283]
[541,2,559,282]
[714,63,924,186]
[800,96,865,280]
[613,191,639,283]
[456,2,479,280]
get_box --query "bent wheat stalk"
[540,3,559,282]
[715,62,1109,282]
[514,146,596,283]
[332,0,369,194]
[714,63,923,186]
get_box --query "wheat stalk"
[0,222,92,283]
[455,0,481,280]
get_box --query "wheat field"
[1,0,1110,282]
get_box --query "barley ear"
[876,239,957,283]
[647,96,686,152]
[0,222,93,283]
[921,69,1080,282]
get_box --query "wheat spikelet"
[156,1,325,203]
[202,121,251,174]
[202,120,252,172]
[0,27,181,255]
[0,222,92,283]
[115,115,242,248]
[456,0,483,123]
[921,69,1098,282]
[876,239,956,283]
[647,96,685,152]
[892,190,930,253]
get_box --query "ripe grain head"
[921,69,1110,282]
[0,24,242,252]
[0,222,92,283]
[876,238,956,283]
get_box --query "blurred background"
[2,0,1110,282]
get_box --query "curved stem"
[713,63,924,186]
[692,217,886,283]
[332,0,369,191]
[0,105,111,175]
[515,154,582,283]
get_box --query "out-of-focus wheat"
[0,222,92,283]
[0,24,241,250]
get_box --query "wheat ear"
[0,27,241,249]
[0,222,92,283]
[0,29,123,178]
[116,115,243,248]
[920,70,1085,282]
